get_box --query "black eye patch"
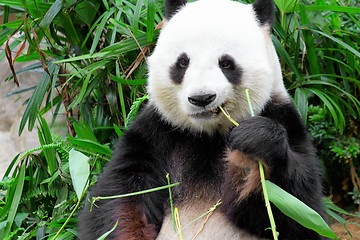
[170,53,190,84]
[218,55,242,85]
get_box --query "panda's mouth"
[192,102,227,118]
[196,107,221,117]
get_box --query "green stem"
[92,182,180,203]
[259,162,278,239]
[246,89,278,239]
[220,89,278,239]
[51,185,88,240]
[167,173,177,232]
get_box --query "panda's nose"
[188,93,216,107]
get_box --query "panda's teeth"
[206,108,218,114]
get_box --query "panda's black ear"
[165,0,187,20]
[252,0,275,26]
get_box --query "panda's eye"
[177,55,189,68]
[170,53,190,84]
[220,60,232,69]
[219,57,234,70]
[218,54,242,85]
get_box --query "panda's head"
[147,0,288,134]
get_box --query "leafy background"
[0,0,359,239]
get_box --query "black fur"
[165,0,188,20]
[79,98,326,239]
[252,0,275,26]
[79,105,226,239]
[170,53,190,84]
[219,54,243,85]
[222,98,325,239]
[79,1,325,238]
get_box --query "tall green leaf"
[266,181,338,239]
[19,61,60,134]
[3,162,26,237]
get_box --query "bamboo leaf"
[293,88,308,123]
[125,95,149,128]
[298,6,321,76]
[69,149,90,200]
[19,61,60,134]
[274,0,297,13]
[131,0,144,37]
[310,29,360,59]
[68,73,92,110]
[296,4,360,13]
[60,11,82,46]
[72,121,98,143]
[67,137,112,157]
[307,88,341,131]
[90,8,116,55]
[39,0,63,29]
[146,0,156,42]
[3,162,26,236]
[272,36,304,82]
[97,221,118,240]
[109,73,147,86]
[266,181,338,239]
[37,115,57,175]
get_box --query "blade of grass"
[97,221,119,240]
[310,29,360,59]
[19,61,59,134]
[115,60,127,125]
[166,173,176,232]
[296,4,360,13]
[146,0,156,42]
[90,8,116,55]
[174,206,183,240]
[37,114,57,175]
[298,6,321,77]
[91,182,180,208]
[3,162,26,237]
[67,137,112,157]
[131,0,144,38]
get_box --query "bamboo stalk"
[219,89,278,239]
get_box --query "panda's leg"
[221,101,325,239]
[80,196,158,240]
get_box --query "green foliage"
[272,0,360,132]
[266,181,337,239]
[1,0,360,239]
[1,0,162,138]
[308,105,360,207]
[330,138,360,161]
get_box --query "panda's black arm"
[221,99,326,239]
[79,107,169,240]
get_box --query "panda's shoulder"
[127,104,169,135]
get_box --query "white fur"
[156,200,263,240]
[147,0,288,134]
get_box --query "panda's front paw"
[228,116,289,169]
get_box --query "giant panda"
[79,0,327,239]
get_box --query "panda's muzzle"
[188,93,216,107]
[188,93,228,118]
[191,103,228,118]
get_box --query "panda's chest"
[168,134,226,178]
[156,200,262,240]
[167,143,225,201]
